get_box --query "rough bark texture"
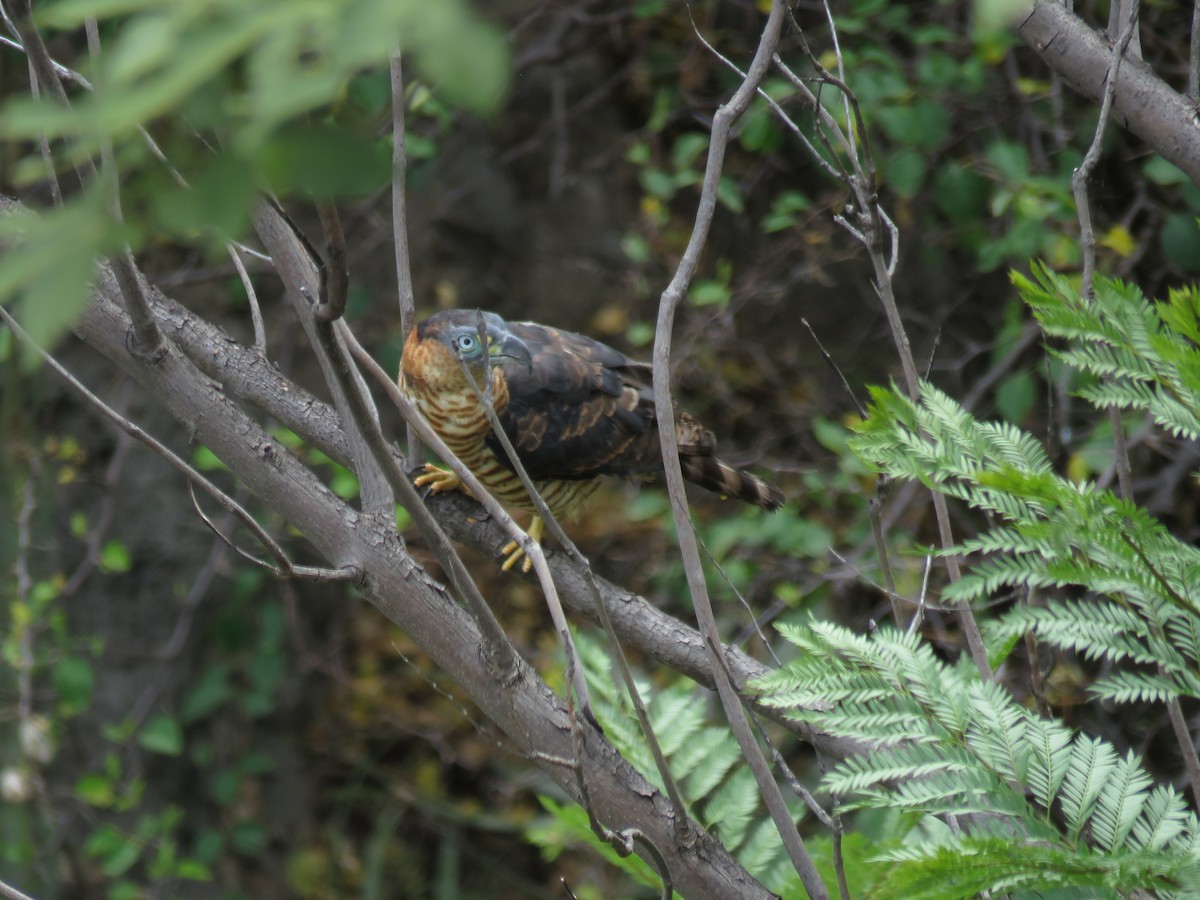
[66,256,773,900]
[1018,0,1200,187]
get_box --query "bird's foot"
[414,464,466,496]
[500,515,544,574]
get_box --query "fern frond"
[964,679,1028,783]
[1024,715,1074,812]
[703,765,760,851]
[1127,785,1193,852]
[1090,752,1154,853]
[1089,669,1182,704]
[677,728,743,800]
[995,599,1162,667]
[648,682,707,757]
[871,834,1200,898]
[1060,736,1119,840]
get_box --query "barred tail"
[680,456,785,511]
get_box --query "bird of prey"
[399,309,785,572]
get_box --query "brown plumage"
[399,309,784,570]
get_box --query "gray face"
[431,311,532,372]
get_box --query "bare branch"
[1017,0,1200,187]
[228,241,266,354]
[655,1,828,894]
[56,211,779,900]
[390,53,422,459]
[0,302,312,583]
[314,202,349,322]
[1191,0,1200,101]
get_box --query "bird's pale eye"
[453,334,477,354]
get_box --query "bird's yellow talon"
[414,464,464,495]
[500,540,531,573]
[499,515,544,574]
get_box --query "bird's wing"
[487,321,660,481]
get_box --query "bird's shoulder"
[488,320,657,480]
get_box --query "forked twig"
[656,1,828,895]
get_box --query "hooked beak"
[487,328,533,373]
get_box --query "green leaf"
[181,664,233,723]
[191,445,227,472]
[987,140,1030,183]
[886,148,926,199]
[994,370,1036,423]
[403,3,510,115]
[0,193,112,363]
[761,190,811,233]
[175,859,213,881]
[99,540,133,573]
[260,124,391,199]
[138,715,184,756]
[934,163,989,222]
[716,176,744,214]
[690,280,730,308]
[230,821,267,855]
[671,132,709,170]
[876,101,950,151]
[1143,157,1188,187]
[621,233,650,263]
[54,657,95,715]
[152,149,256,238]
[638,168,675,200]
[84,823,142,876]
[75,773,116,807]
[1161,214,1200,273]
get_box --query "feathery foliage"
[751,270,1200,896]
[755,622,1200,896]
[527,633,816,897]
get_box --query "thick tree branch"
[43,226,851,756]
[57,269,773,900]
[1018,0,1200,187]
[1,194,783,897]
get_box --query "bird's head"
[421,310,533,377]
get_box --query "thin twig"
[62,421,133,596]
[801,317,865,417]
[321,313,528,678]
[1074,0,1141,301]
[315,203,349,322]
[452,335,696,828]
[868,493,904,625]
[0,878,36,900]
[187,480,358,582]
[657,1,828,894]
[228,242,266,354]
[452,345,595,724]
[390,53,422,459]
[81,17,165,360]
[1190,0,1200,100]
[14,475,35,730]
[0,303,323,581]
[798,1,991,677]
[290,287,522,677]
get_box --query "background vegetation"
[2,0,1200,897]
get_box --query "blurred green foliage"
[0,0,508,352]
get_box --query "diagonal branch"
[653,1,828,896]
[1017,0,1200,187]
